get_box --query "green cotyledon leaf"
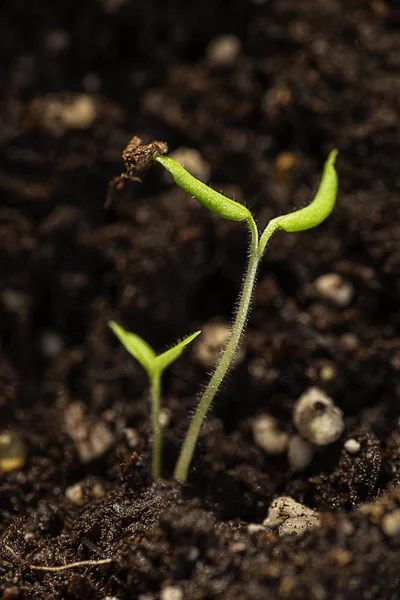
[155,155,251,222]
[259,150,338,252]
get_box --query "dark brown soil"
[1,1,400,598]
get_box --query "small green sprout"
[109,321,200,478]
[155,148,339,482]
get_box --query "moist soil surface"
[1,1,400,598]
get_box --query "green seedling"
[109,321,200,478]
[154,149,338,482]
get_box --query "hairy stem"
[174,217,259,481]
[151,372,162,478]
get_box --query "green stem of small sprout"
[109,321,200,479]
[156,150,339,482]
[150,371,162,478]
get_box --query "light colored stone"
[263,496,317,529]
[278,515,320,536]
[206,35,241,66]
[344,438,361,454]
[31,93,97,135]
[287,435,314,470]
[247,523,266,534]
[65,482,85,505]
[263,496,320,536]
[160,586,183,600]
[252,415,288,455]
[158,408,171,428]
[169,147,211,181]
[193,321,245,368]
[64,402,115,463]
[313,273,354,308]
[382,510,400,536]
[293,387,344,446]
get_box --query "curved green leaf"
[155,155,251,222]
[259,150,338,253]
[109,321,156,377]
[155,330,201,373]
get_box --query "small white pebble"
[193,321,245,368]
[160,586,183,600]
[247,523,266,534]
[313,273,354,308]
[32,93,97,134]
[169,147,211,181]
[344,438,361,454]
[206,35,241,66]
[252,415,288,455]
[287,435,314,470]
[319,364,336,382]
[65,482,85,505]
[382,510,400,536]
[293,387,344,446]
[158,408,171,428]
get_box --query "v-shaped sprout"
[109,321,200,478]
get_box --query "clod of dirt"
[64,402,115,464]
[122,136,168,174]
[313,272,354,308]
[169,147,211,181]
[287,434,314,470]
[252,414,288,455]
[0,430,27,472]
[293,387,345,446]
[263,496,320,536]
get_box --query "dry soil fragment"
[160,587,183,600]
[122,136,168,173]
[263,496,320,535]
[263,496,320,536]
[64,402,115,463]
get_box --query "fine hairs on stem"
[109,139,338,482]
[155,150,338,482]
